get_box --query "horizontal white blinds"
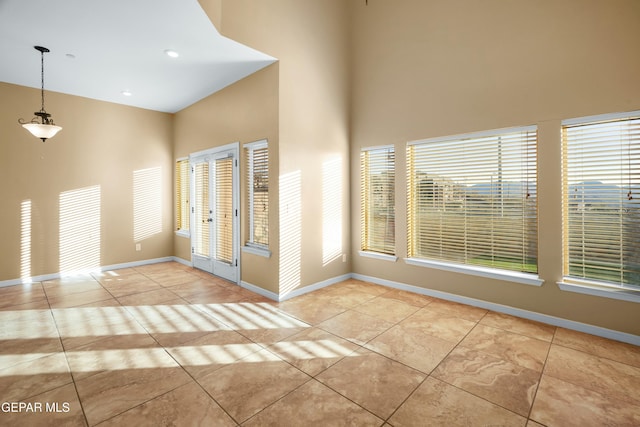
[248,145,269,246]
[175,159,190,231]
[562,115,640,288]
[361,147,395,255]
[216,157,234,265]
[194,162,210,257]
[407,127,538,273]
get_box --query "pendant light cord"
[39,49,45,113]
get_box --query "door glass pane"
[194,162,210,257]
[216,157,233,264]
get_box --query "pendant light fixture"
[18,46,62,142]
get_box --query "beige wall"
[173,64,280,292]
[0,82,173,282]
[349,0,640,335]
[218,0,352,294]
[198,0,222,31]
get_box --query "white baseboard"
[97,257,176,272]
[279,273,352,302]
[352,273,640,347]
[240,281,279,301]
[0,257,176,288]
[0,272,61,288]
[4,259,637,346]
[172,256,193,267]
[241,273,352,303]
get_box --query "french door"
[190,143,240,283]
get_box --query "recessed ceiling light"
[121,90,132,97]
[164,49,179,58]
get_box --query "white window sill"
[359,251,398,262]
[242,245,271,258]
[557,279,640,303]
[404,257,543,287]
[175,230,190,238]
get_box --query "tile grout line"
[85,271,196,425]
[216,306,359,424]
[350,320,441,424]
[198,309,382,424]
[306,296,434,424]
[310,290,422,349]
[541,337,640,409]
[303,340,397,425]
[383,373,429,424]
[120,268,243,425]
[551,337,640,370]
[237,376,316,425]
[92,268,239,426]
[412,310,535,422]
[304,294,493,423]
[525,326,558,424]
[183,336,310,425]
[476,317,557,344]
[91,384,184,426]
[42,280,92,427]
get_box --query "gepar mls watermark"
[1,401,70,413]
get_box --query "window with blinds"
[361,146,395,255]
[562,112,640,288]
[407,126,538,274]
[175,159,190,232]
[194,162,210,257]
[245,140,269,248]
[215,156,234,264]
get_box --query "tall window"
[175,158,190,233]
[407,126,538,274]
[361,146,395,255]
[562,112,640,288]
[245,140,269,247]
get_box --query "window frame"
[360,145,397,260]
[243,139,271,258]
[560,110,640,294]
[175,157,190,237]
[405,125,541,286]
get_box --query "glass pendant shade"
[22,123,63,141]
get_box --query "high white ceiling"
[0,0,276,113]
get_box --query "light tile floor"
[1,261,639,426]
